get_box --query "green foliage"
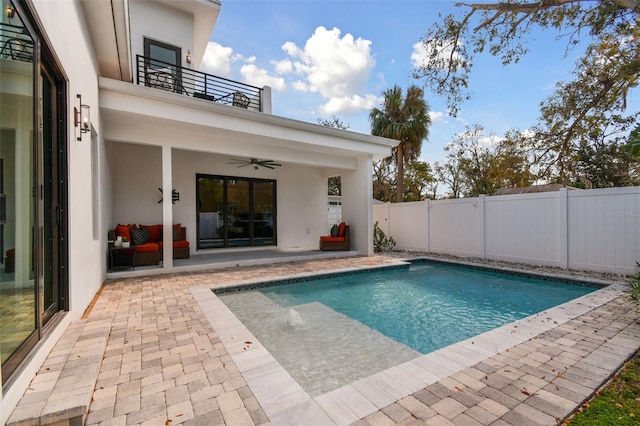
[373,159,396,202]
[373,159,437,202]
[573,139,640,188]
[630,262,640,308]
[626,124,640,156]
[404,160,437,201]
[415,0,640,189]
[415,1,640,119]
[568,352,640,426]
[434,125,535,198]
[370,85,431,203]
[373,221,396,253]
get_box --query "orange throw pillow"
[115,224,133,241]
[141,224,162,242]
[338,222,346,237]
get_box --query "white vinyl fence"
[373,187,640,275]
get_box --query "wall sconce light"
[74,94,90,141]
[186,50,192,65]
[6,4,15,18]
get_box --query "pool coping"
[194,258,630,425]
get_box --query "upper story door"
[143,38,183,93]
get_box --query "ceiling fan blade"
[227,157,282,169]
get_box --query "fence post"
[558,188,569,269]
[425,199,431,253]
[479,194,486,259]
[384,201,391,236]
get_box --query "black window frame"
[196,174,277,249]
[143,37,183,93]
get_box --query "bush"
[631,262,640,309]
[373,221,396,253]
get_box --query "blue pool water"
[250,262,596,355]
[218,261,598,396]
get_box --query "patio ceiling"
[99,77,398,170]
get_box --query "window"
[197,174,276,249]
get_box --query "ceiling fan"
[227,157,282,170]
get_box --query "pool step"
[6,317,110,426]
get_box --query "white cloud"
[320,94,378,115]
[411,41,429,69]
[478,135,502,148]
[282,26,377,115]
[201,42,234,76]
[292,80,310,92]
[411,39,462,70]
[240,64,287,91]
[429,111,445,123]
[282,41,299,57]
[272,59,293,74]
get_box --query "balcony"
[136,55,264,112]
[0,23,33,63]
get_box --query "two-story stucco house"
[0,0,396,421]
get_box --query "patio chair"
[232,91,250,108]
[319,223,350,251]
[145,68,175,92]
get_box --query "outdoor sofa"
[109,224,190,266]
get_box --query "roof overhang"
[80,0,132,81]
[98,77,398,170]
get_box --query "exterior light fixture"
[6,4,15,18]
[74,94,90,141]
[186,50,192,65]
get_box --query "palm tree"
[370,85,430,202]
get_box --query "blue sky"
[201,0,639,165]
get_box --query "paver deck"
[6,254,639,426]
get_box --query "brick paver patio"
[6,254,640,426]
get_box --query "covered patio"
[100,77,396,272]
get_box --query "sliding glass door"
[0,1,68,386]
[197,174,276,249]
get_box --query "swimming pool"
[216,260,598,396]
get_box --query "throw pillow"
[338,222,346,237]
[130,227,150,245]
[172,224,182,241]
[330,224,339,237]
[114,224,129,241]
[141,224,162,242]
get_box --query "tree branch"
[474,10,504,32]
[457,0,587,13]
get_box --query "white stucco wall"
[35,0,105,312]
[341,156,374,255]
[129,0,194,69]
[107,143,328,252]
[1,0,105,421]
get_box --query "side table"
[109,245,137,272]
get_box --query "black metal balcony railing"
[136,55,263,112]
[0,23,34,63]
